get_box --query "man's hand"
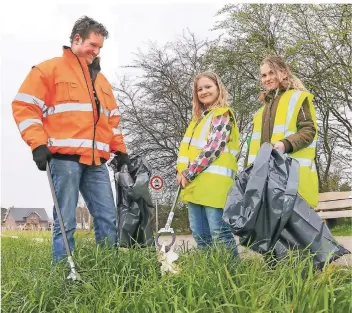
[273,141,285,153]
[176,172,189,188]
[111,152,130,172]
[32,145,52,171]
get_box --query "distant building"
[76,206,90,230]
[1,207,8,230]
[3,207,50,230]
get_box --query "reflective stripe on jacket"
[177,107,240,208]
[12,47,126,165]
[248,89,319,207]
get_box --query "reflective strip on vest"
[204,165,234,178]
[18,119,43,132]
[273,124,285,133]
[195,112,214,149]
[308,140,317,148]
[101,107,110,117]
[311,162,317,172]
[224,146,239,157]
[248,155,256,164]
[43,103,92,117]
[94,141,110,152]
[110,108,121,117]
[182,136,191,144]
[177,156,189,165]
[294,158,312,167]
[251,131,261,140]
[190,138,207,149]
[15,93,46,110]
[285,131,295,136]
[48,138,109,152]
[285,91,302,131]
[112,127,122,135]
[182,136,207,149]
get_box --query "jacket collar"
[62,46,101,72]
[264,88,286,103]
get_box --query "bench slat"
[318,191,352,202]
[317,210,352,219]
[316,199,352,211]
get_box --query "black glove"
[111,152,130,172]
[32,145,52,171]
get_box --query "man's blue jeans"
[188,202,238,256]
[49,158,117,263]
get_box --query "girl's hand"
[273,141,285,153]
[176,172,189,188]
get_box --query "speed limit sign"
[150,175,164,191]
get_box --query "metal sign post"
[155,199,159,232]
[150,175,164,233]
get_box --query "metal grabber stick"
[46,162,82,281]
[155,185,181,253]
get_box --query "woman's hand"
[176,172,189,188]
[273,141,285,153]
[176,172,183,185]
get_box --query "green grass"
[1,229,95,239]
[329,218,352,236]
[1,237,351,313]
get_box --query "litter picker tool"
[155,185,181,253]
[46,162,82,281]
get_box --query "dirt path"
[158,234,352,266]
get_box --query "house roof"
[8,208,49,222]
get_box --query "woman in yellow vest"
[176,71,240,254]
[246,56,318,208]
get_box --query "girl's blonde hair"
[192,71,229,120]
[259,56,306,103]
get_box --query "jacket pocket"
[101,87,113,103]
[55,81,80,103]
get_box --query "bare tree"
[114,31,209,189]
[112,4,351,194]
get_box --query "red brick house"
[3,207,50,230]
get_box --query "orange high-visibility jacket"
[12,47,126,165]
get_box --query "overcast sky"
[1,0,231,217]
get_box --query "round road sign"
[150,175,164,190]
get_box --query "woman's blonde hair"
[259,56,306,103]
[192,71,229,120]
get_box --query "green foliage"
[211,3,352,185]
[329,218,352,236]
[2,238,351,312]
[320,171,352,192]
[152,203,191,234]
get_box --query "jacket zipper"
[76,55,98,165]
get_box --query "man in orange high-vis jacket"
[12,16,129,262]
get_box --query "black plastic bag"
[223,143,350,268]
[111,155,155,248]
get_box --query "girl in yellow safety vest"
[176,72,240,254]
[246,56,319,208]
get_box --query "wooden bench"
[315,191,352,219]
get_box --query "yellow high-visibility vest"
[248,89,318,208]
[177,107,240,208]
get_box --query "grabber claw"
[155,230,176,253]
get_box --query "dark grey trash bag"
[111,155,155,248]
[223,143,350,269]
